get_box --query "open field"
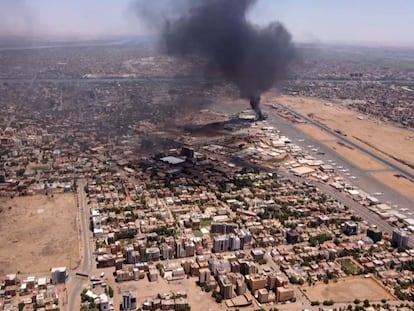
[0,194,79,276]
[296,123,336,141]
[108,275,224,311]
[303,276,395,303]
[273,95,414,176]
[323,140,387,171]
[371,172,414,201]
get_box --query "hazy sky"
[1,0,413,45]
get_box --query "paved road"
[68,180,93,311]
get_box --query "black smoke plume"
[132,0,295,120]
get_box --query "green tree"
[108,286,114,298]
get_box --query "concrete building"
[236,279,246,295]
[276,286,294,302]
[99,293,110,311]
[258,288,269,303]
[367,227,383,243]
[251,249,264,261]
[247,274,267,291]
[342,221,359,236]
[161,244,173,260]
[229,234,241,251]
[213,235,230,253]
[199,268,211,285]
[286,230,299,244]
[148,267,159,282]
[121,291,137,310]
[392,229,409,248]
[211,223,237,234]
[219,275,233,300]
[50,267,67,285]
[267,273,277,290]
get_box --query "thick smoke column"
[250,96,264,121]
[132,0,295,120]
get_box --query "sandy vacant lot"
[303,277,395,303]
[109,276,224,311]
[0,194,79,276]
[273,95,414,175]
[323,140,387,171]
[296,123,337,141]
[371,172,414,201]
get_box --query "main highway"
[67,180,93,311]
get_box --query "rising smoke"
[132,0,295,120]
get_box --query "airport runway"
[266,109,414,212]
[278,102,414,182]
[211,99,414,240]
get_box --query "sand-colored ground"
[323,140,387,171]
[296,123,337,141]
[109,276,224,311]
[303,277,395,303]
[0,194,79,276]
[99,263,308,311]
[271,95,414,176]
[371,172,414,201]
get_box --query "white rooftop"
[161,156,185,165]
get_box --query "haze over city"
[1,0,414,46]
